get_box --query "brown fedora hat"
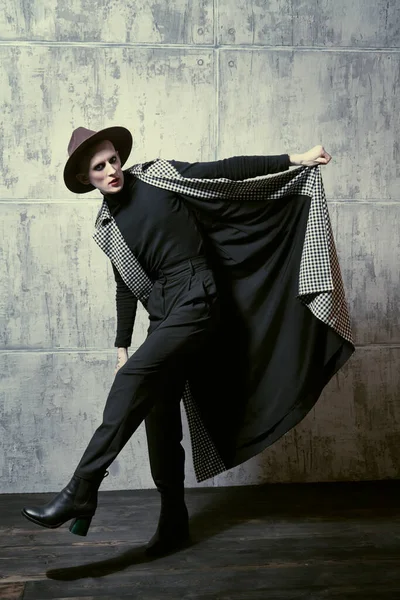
[63,126,133,193]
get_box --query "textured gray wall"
[1,1,399,493]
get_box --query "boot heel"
[69,516,92,536]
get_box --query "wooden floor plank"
[20,562,400,600]
[1,521,399,579]
[0,481,399,599]
[0,583,25,600]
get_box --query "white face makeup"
[78,140,124,194]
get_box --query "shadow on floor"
[46,480,400,581]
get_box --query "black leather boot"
[145,492,190,556]
[21,472,108,536]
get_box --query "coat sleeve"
[168,155,290,180]
[112,263,138,348]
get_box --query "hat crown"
[67,127,98,157]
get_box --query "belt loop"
[189,258,195,275]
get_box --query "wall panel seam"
[215,47,220,161]
[2,344,400,354]
[213,0,217,48]
[0,41,399,52]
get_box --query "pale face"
[77,140,124,194]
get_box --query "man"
[22,126,353,556]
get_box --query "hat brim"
[63,126,133,194]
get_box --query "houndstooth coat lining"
[92,160,353,482]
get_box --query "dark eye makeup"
[93,155,118,171]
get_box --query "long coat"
[93,160,355,482]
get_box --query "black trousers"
[144,377,186,493]
[74,257,219,484]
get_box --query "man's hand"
[289,145,332,167]
[114,347,128,376]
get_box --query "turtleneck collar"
[103,170,135,216]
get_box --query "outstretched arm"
[169,145,331,180]
[169,154,289,180]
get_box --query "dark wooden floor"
[0,481,399,599]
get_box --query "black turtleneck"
[107,153,290,348]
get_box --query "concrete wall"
[1,1,399,493]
